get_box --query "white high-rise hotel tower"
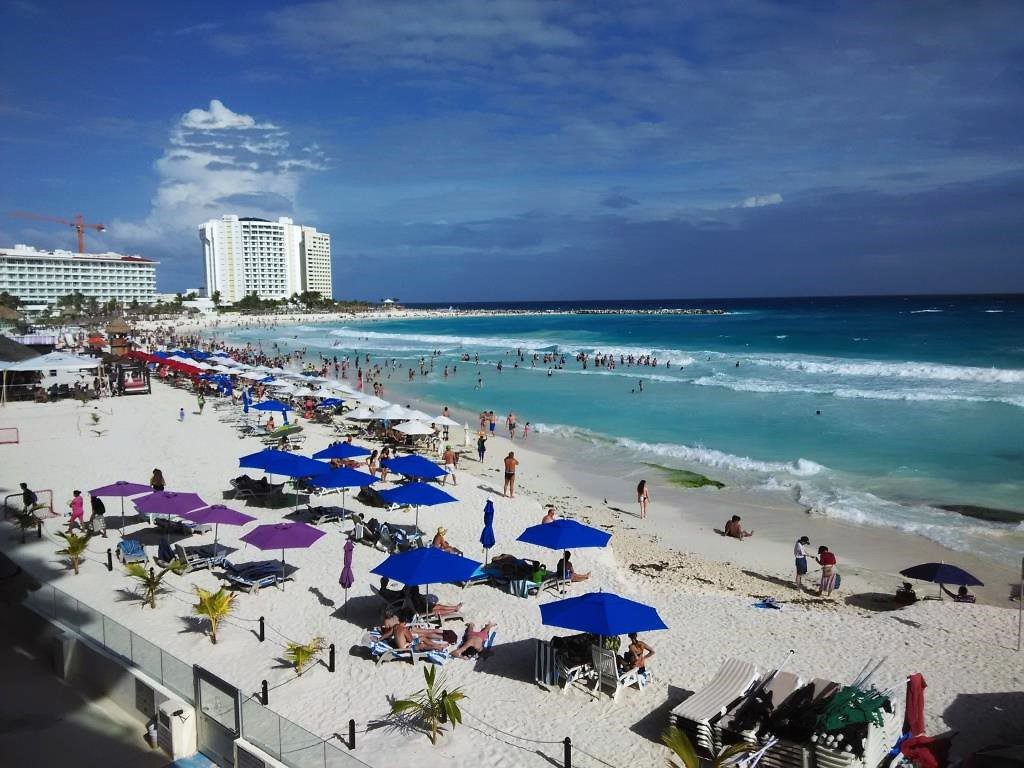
[199,215,332,304]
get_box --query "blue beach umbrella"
[252,399,292,425]
[377,482,456,531]
[371,547,481,587]
[312,443,371,460]
[900,562,984,599]
[540,591,668,637]
[381,454,446,480]
[517,519,611,551]
[239,449,324,478]
[308,466,378,513]
[480,498,496,562]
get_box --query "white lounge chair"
[534,639,592,692]
[591,646,646,700]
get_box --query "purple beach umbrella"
[339,538,355,612]
[134,491,207,520]
[181,504,256,553]
[240,522,326,588]
[89,480,153,532]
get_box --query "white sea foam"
[775,335,789,339]
[688,375,1024,408]
[984,309,1004,313]
[909,308,943,314]
[745,355,1024,384]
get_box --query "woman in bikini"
[451,622,497,658]
[637,479,650,520]
[622,632,654,674]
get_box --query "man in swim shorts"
[503,451,519,497]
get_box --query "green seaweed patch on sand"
[644,463,725,489]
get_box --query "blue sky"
[1,0,1022,301]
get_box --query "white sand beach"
[2,377,1022,766]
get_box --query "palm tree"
[192,586,236,644]
[14,511,38,543]
[662,726,755,768]
[56,530,94,574]
[284,636,324,676]
[125,560,186,608]
[391,665,466,745]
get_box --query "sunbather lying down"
[378,614,455,651]
[451,623,497,658]
[404,585,462,617]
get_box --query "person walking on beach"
[67,490,85,531]
[815,545,838,598]
[794,535,810,591]
[178,407,185,422]
[150,468,165,492]
[503,451,519,497]
[507,411,517,439]
[477,432,487,462]
[637,479,650,520]
[523,422,530,439]
[20,482,38,514]
[197,391,205,414]
[488,411,496,436]
[441,445,458,486]
[90,494,107,537]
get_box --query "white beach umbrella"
[377,404,413,420]
[292,386,318,397]
[346,405,378,420]
[393,420,435,435]
[406,409,434,422]
[433,415,460,427]
[360,395,390,409]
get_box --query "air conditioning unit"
[157,699,197,759]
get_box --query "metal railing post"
[564,736,572,768]
[106,548,113,572]
[328,643,335,672]
[258,616,265,642]
[348,718,355,750]
[261,679,268,705]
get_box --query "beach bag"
[833,572,842,590]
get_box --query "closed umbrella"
[540,591,668,636]
[480,498,496,562]
[181,504,255,555]
[89,480,153,532]
[377,482,456,531]
[240,522,326,589]
[339,538,355,613]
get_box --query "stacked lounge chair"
[760,678,841,768]
[812,687,903,768]
[717,670,804,752]
[669,658,761,759]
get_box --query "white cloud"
[737,193,784,208]
[180,99,277,130]
[112,100,325,257]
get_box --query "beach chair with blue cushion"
[116,539,147,565]
[591,646,647,700]
[219,560,284,593]
[174,543,226,573]
[360,630,451,666]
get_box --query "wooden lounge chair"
[591,646,647,700]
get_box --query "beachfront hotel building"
[198,215,333,304]
[0,244,158,304]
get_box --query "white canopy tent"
[1,351,102,405]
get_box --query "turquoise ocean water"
[223,295,1024,564]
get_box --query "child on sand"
[67,490,85,531]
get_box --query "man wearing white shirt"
[794,536,811,591]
